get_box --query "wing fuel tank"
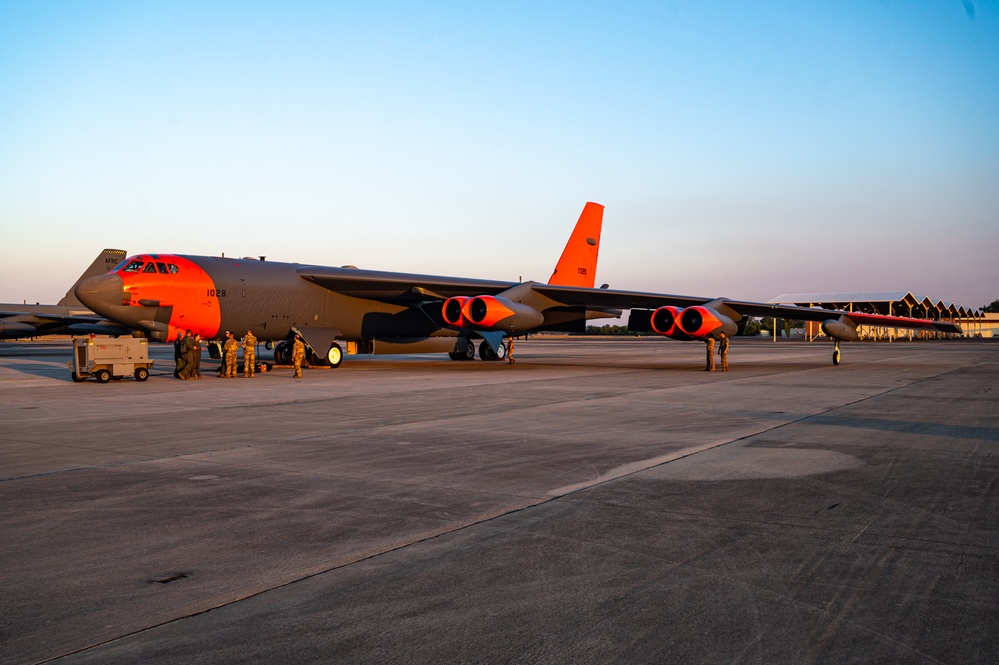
[821,316,860,342]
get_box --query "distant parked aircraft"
[0,249,132,340]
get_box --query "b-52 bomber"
[74,204,961,367]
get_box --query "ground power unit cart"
[69,336,154,383]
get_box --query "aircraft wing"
[531,286,962,334]
[293,273,962,335]
[297,266,516,304]
[0,310,133,339]
[0,310,107,321]
[720,300,962,333]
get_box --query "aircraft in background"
[0,249,134,340]
[74,204,961,367]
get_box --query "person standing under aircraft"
[190,333,203,379]
[173,333,185,378]
[292,334,306,378]
[705,336,715,372]
[718,332,729,372]
[242,329,257,378]
[179,330,195,379]
[222,331,238,378]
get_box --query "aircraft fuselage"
[75,254,488,345]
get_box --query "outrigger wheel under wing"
[293,327,344,368]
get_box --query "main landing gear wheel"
[326,342,343,368]
[478,340,507,361]
[274,341,291,365]
[449,341,476,361]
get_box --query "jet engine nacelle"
[462,295,544,333]
[650,306,693,340]
[821,317,860,342]
[442,296,472,328]
[677,306,738,339]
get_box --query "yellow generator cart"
[70,337,154,383]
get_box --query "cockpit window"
[118,258,180,274]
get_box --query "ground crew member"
[718,332,729,372]
[190,333,203,379]
[222,331,238,378]
[292,334,306,378]
[507,337,515,364]
[242,329,257,378]
[179,330,195,379]
[705,336,715,372]
[173,332,185,378]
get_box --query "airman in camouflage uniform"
[292,334,306,378]
[704,336,715,372]
[179,330,196,379]
[190,334,203,379]
[242,329,257,378]
[718,332,729,372]
[222,331,239,378]
[174,332,186,379]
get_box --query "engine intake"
[442,296,472,327]
[650,306,692,340]
[677,306,737,339]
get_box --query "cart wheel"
[71,372,86,383]
[134,367,149,382]
[95,369,111,384]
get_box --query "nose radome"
[75,273,124,314]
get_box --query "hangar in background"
[768,292,995,340]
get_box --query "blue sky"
[2,1,997,310]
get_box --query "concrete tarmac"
[1,337,997,664]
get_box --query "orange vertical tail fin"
[547,202,604,288]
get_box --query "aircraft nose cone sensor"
[75,273,124,315]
